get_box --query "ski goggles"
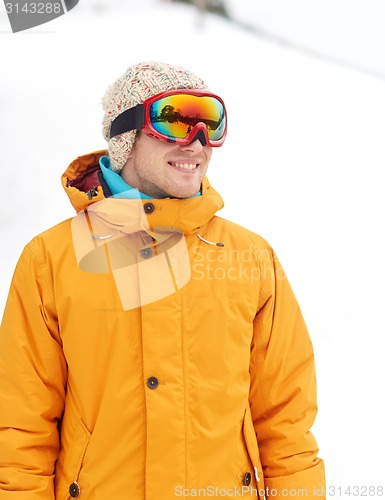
[110,89,227,147]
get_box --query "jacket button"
[143,202,155,214]
[243,472,252,486]
[140,248,153,259]
[146,377,159,389]
[69,481,80,497]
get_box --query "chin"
[163,179,202,199]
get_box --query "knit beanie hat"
[101,61,209,173]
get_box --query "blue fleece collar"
[99,156,153,200]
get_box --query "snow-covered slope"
[226,0,385,78]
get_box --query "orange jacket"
[0,151,325,499]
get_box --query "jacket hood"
[61,150,224,235]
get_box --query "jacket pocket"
[242,405,266,499]
[60,419,91,499]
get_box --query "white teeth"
[173,162,197,170]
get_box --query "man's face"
[120,133,213,199]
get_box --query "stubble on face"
[120,133,212,199]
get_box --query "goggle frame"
[110,89,227,147]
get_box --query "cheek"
[205,148,213,162]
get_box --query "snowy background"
[1,0,385,496]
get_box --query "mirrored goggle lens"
[149,94,226,142]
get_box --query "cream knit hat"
[101,61,209,173]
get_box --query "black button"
[69,481,80,498]
[143,202,155,214]
[140,248,153,259]
[243,472,252,486]
[147,377,159,389]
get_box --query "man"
[0,61,325,499]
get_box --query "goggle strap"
[110,104,145,138]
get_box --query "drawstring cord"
[197,234,225,247]
[84,209,113,240]
[92,233,112,240]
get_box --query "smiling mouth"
[168,161,199,171]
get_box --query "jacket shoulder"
[22,218,74,262]
[210,215,273,253]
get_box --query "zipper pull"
[86,186,98,200]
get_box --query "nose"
[179,139,204,153]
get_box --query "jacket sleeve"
[0,237,67,498]
[249,246,326,499]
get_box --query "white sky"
[1,0,385,494]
